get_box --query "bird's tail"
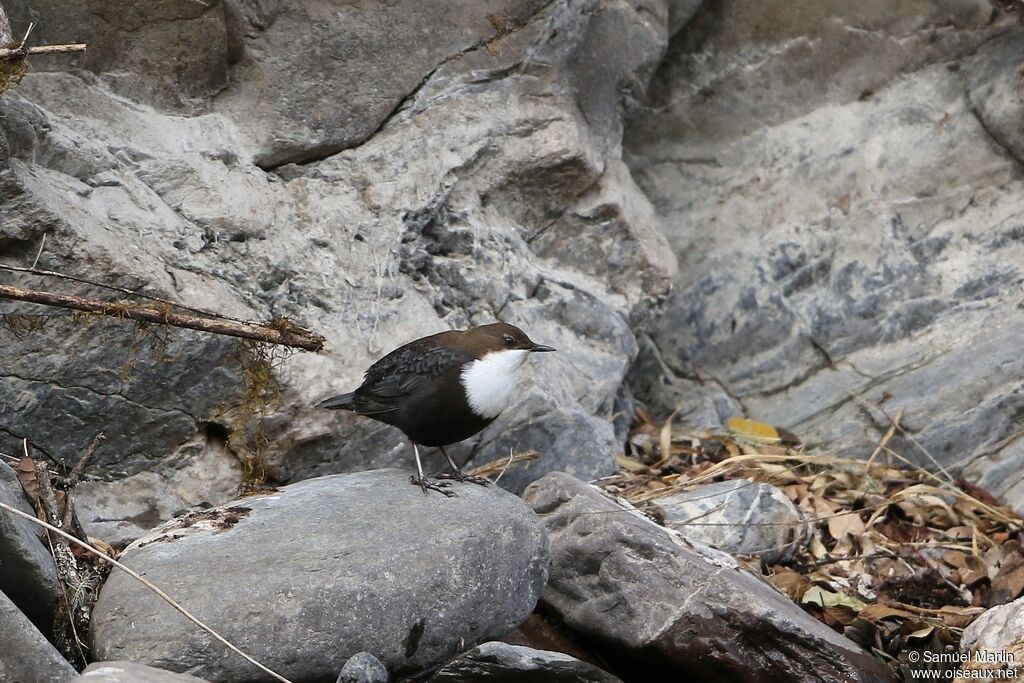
[317,392,356,410]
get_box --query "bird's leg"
[435,447,491,487]
[409,441,455,497]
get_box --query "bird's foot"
[409,474,456,497]
[435,470,491,487]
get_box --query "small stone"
[654,478,808,564]
[429,642,621,682]
[955,596,1024,681]
[337,651,389,683]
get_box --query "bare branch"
[68,433,104,489]
[0,283,325,352]
[0,43,87,59]
[0,263,254,325]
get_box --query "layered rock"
[90,469,549,681]
[625,2,1024,508]
[0,0,686,542]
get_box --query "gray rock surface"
[954,596,1024,681]
[0,460,61,630]
[0,0,684,540]
[429,641,621,683]
[337,652,389,683]
[90,469,550,682]
[524,472,895,683]
[655,478,808,564]
[624,4,1024,510]
[75,662,211,683]
[0,588,77,683]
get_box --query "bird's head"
[467,322,556,358]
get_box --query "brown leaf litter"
[599,412,1024,680]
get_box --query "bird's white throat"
[460,349,529,419]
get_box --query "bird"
[317,322,555,495]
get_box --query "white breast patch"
[460,349,529,419]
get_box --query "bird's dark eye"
[503,334,515,344]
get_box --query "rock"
[91,469,549,681]
[216,0,551,167]
[337,652,389,683]
[75,662,211,683]
[0,0,684,538]
[524,472,895,682]
[3,0,230,111]
[429,641,621,682]
[0,4,11,44]
[654,478,808,564]
[0,588,77,683]
[966,29,1024,165]
[625,4,1024,509]
[0,460,61,630]
[954,596,1024,682]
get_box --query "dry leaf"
[726,417,780,443]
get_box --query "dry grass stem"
[0,500,293,683]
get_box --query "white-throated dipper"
[317,322,555,496]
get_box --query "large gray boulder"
[524,472,895,683]
[0,460,61,630]
[90,469,550,681]
[625,4,1024,510]
[75,662,211,683]
[0,588,77,683]
[0,0,684,542]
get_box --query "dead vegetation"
[603,412,1024,680]
[8,436,111,667]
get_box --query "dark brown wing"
[350,338,472,415]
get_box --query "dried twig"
[31,458,81,588]
[0,263,255,325]
[469,449,539,479]
[68,433,104,489]
[0,43,87,59]
[0,500,293,683]
[0,283,325,351]
[866,406,902,470]
[29,233,47,270]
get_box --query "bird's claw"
[409,475,456,497]
[435,471,492,487]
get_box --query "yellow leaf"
[726,417,780,443]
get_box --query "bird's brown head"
[463,322,556,357]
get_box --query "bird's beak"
[530,344,556,353]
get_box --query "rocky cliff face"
[3,0,1024,542]
[0,0,690,543]
[625,1,1024,510]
